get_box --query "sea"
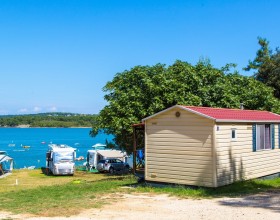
[0,128,113,169]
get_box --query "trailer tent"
[0,151,13,176]
[143,105,280,187]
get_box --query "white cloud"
[33,106,42,112]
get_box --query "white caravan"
[0,151,13,175]
[46,144,76,175]
[86,143,127,170]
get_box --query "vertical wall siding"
[216,123,280,186]
[145,108,214,187]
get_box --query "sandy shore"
[1,192,280,220]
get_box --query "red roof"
[183,106,280,122]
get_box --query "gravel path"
[1,192,280,220]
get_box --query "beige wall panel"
[216,141,252,149]
[148,142,212,149]
[216,142,252,150]
[146,172,212,183]
[147,153,213,161]
[147,121,212,126]
[217,168,280,186]
[148,133,212,140]
[148,167,213,178]
[244,169,280,180]
[217,156,280,171]
[147,135,211,147]
[217,150,280,162]
[145,107,214,187]
[216,137,252,144]
[147,149,212,156]
[216,123,280,186]
[148,160,213,169]
[217,148,254,156]
[217,163,280,177]
[145,176,213,187]
[216,130,251,136]
[148,157,213,165]
[147,126,214,132]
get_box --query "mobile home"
[143,105,280,187]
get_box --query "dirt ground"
[1,192,280,220]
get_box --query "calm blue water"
[0,128,113,169]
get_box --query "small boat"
[8,141,16,147]
[41,141,46,144]
[76,156,85,161]
[22,145,30,149]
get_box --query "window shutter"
[252,124,256,152]
[271,124,275,149]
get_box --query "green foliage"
[244,37,280,99]
[0,113,97,127]
[91,60,280,152]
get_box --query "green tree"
[244,37,280,98]
[91,60,280,152]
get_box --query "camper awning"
[96,150,127,158]
[0,155,13,163]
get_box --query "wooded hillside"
[0,112,97,127]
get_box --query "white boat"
[8,142,16,147]
[92,143,106,149]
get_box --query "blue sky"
[0,0,279,115]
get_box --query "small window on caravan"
[231,129,237,141]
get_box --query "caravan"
[46,144,76,175]
[0,151,13,176]
[86,143,128,170]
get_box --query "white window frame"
[256,124,272,151]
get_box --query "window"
[256,124,272,150]
[231,129,237,141]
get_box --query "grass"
[136,177,280,198]
[1,169,280,217]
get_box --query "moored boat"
[22,145,30,149]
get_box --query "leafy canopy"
[91,60,280,152]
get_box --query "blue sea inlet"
[0,128,113,169]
